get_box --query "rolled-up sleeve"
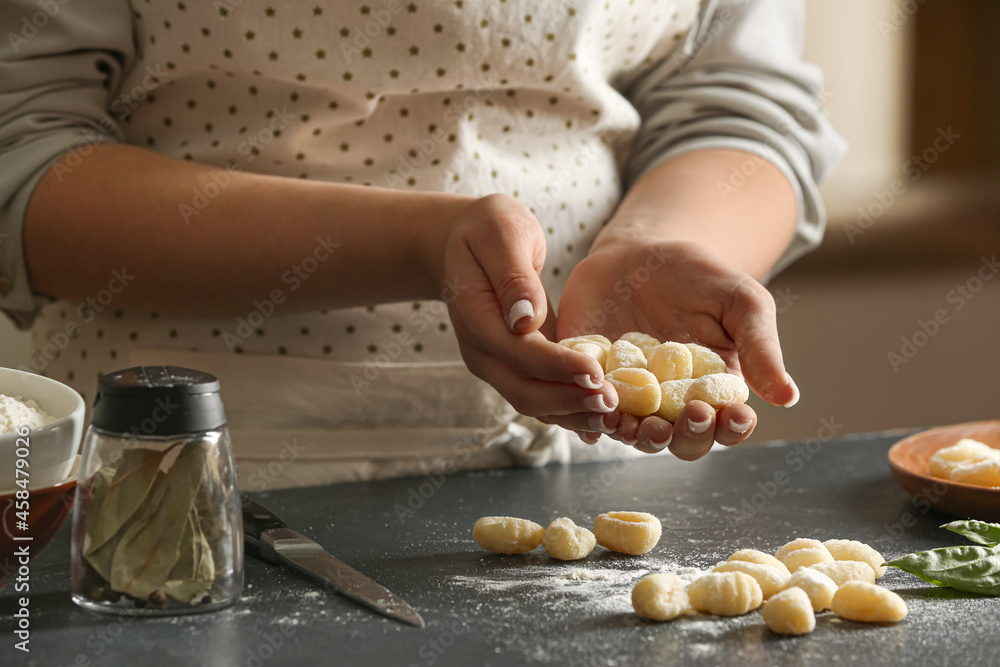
[0,0,134,327]
[624,0,848,278]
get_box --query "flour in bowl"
[0,394,56,434]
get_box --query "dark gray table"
[3,431,998,667]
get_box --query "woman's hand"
[440,194,619,423]
[553,238,799,459]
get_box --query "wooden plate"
[888,420,1000,521]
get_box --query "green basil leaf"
[942,520,1000,547]
[887,545,1000,596]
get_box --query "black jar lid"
[91,366,226,437]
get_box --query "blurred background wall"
[2,0,997,441]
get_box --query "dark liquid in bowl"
[0,478,77,589]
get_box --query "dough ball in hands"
[558,335,612,368]
[762,587,816,636]
[655,379,696,423]
[473,517,545,555]
[775,538,834,572]
[593,511,662,555]
[619,332,661,362]
[808,561,876,587]
[542,518,596,561]
[647,343,693,382]
[606,368,661,417]
[685,343,727,378]
[927,438,998,479]
[786,568,838,612]
[823,539,887,578]
[683,373,749,411]
[631,574,690,621]
[712,560,789,599]
[687,572,763,616]
[831,581,907,623]
[605,340,648,373]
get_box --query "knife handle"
[243,497,288,561]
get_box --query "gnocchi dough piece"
[631,574,690,621]
[647,343,693,382]
[808,560,876,587]
[685,343,727,378]
[949,458,1000,487]
[542,517,596,561]
[728,549,792,578]
[786,568,838,612]
[472,516,545,555]
[619,332,661,362]
[606,368,662,417]
[927,438,998,479]
[712,561,788,599]
[605,340,648,373]
[831,581,907,623]
[823,539,887,578]
[655,379,696,423]
[687,571,763,617]
[762,587,816,636]
[558,335,612,367]
[593,511,662,555]
[683,373,749,410]
[775,538,834,572]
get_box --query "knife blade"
[243,498,424,628]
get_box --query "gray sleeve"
[623,0,848,279]
[0,0,135,327]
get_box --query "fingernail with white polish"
[507,299,534,331]
[650,432,673,451]
[574,374,603,390]
[583,394,615,414]
[588,413,613,434]
[729,419,753,435]
[783,373,800,408]
[688,416,712,434]
[622,435,638,446]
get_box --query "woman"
[0,0,845,486]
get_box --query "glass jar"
[71,366,243,615]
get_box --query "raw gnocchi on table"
[472,517,545,555]
[632,537,904,635]
[631,574,690,621]
[557,332,750,422]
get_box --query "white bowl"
[0,368,85,491]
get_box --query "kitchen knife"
[242,498,424,628]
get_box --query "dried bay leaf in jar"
[71,366,242,615]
